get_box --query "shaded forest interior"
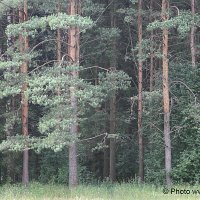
[0,0,200,187]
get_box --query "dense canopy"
[0,0,199,187]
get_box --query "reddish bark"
[161,0,172,186]
[19,0,29,186]
[68,0,80,187]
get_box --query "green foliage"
[98,27,120,40]
[0,61,22,70]
[82,0,105,16]
[39,149,68,184]
[98,71,131,94]
[148,10,200,37]
[0,0,23,16]
[142,90,164,184]
[0,135,27,152]
[6,13,94,37]
[173,104,200,183]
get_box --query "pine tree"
[161,0,172,186]
[109,0,118,183]
[67,0,80,187]
[19,0,29,186]
[137,0,144,183]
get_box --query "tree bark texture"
[19,0,29,186]
[103,137,110,179]
[161,0,172,186]
[57,1,62,62]
[150,0,154,92]
[68,0,80,187]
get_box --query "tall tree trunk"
[150,0,154,92]
[103,136,110,179]
[103,100,109,179]
[19,0,29,186]
[191,0,196,67]
[0,19,3,55]
[109,0,117,182]
[56,1,62,62]
[161,0,172,186]
[137,0,144,183]
[109,93,116,182]
[68,0,80,187]
[56,0,62,98]
[57,28,62,62]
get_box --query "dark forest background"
[0,0,199,187]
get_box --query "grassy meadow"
[0,182,200,200]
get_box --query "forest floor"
[1,182,200,200]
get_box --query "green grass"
[0,182,200,200]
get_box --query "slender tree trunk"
[0,19,3,55]
[161,0,172,186]
[57,28,62,62]
[109,93,116,182]
[56,0,62,99]
[68,0,80,187]
[103,137,110,179]
[95,70,109,179]
[191,0,196,68]
[19,0,29,186]
[137,0,144,183]
[150,0,154,92]
[57,1,62,62]
[103,98,109,179]
[109,0,117,182]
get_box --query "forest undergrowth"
[1,182,200,200]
